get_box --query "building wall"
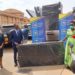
[0,9,24,26]
[0,15,24,25]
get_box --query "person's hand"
[70,44,73,48]
[0,43,3,49]
[63,37,67,41]
[0,45,2,48]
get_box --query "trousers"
[13,46,18,65]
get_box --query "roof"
[0,9,24,18]
[4,9,24,14]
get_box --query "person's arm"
[63,29,69,41]
[0,34,4,48]
[63,36,67,41]
[16,30,23,44]
[0,43,3,48]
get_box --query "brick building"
[0,9,24,26]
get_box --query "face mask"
[70,26,74,29]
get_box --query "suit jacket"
[0,33,4,46]
[10,29,23,46]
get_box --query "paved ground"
[0,45,75,75]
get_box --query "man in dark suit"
[10,24,23,67]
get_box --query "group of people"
[0,24,29,69]
[1,21,75,71]
[64,20,75,72]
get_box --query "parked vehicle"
[1,25,15,45]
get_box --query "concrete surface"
[0,48,74,75]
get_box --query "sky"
[0,0,75,17]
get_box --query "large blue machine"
[59,14,74,41]
[31,17,46,43]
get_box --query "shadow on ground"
[18,65,65,71]
[0,68,12,75]
[16,65,66,75]
[17,68,33,75]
